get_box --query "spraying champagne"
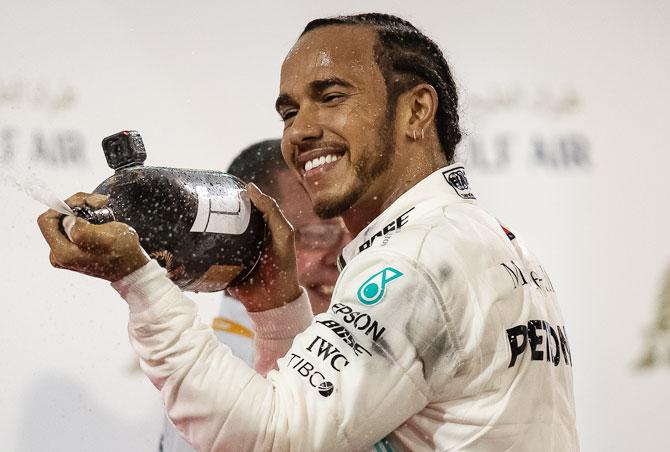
[63,131,266,292]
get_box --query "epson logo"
[330,303,386,342]
[359,207,415,252]
[306,336,350,372]
[287,353,335,397]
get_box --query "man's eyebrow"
[310,77,354,94]
[275,94,295,112]
[275,77,354,112]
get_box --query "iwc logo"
[357,267,403,306]
[442,166,476,200]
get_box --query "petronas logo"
[637,264,670,370]
[357,267,403,306]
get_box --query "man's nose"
[286,107,323,146]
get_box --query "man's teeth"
[304,154,341,172]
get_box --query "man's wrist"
[239,283,302,312]
[114,250,151,282]
[111,259,174,315]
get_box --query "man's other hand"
[37,192,150,282]
[228,183,302,312]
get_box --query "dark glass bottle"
[79,130,266,292]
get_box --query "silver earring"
[412,130,417,141]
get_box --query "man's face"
[274,171,351,314]
[276,26,396,219]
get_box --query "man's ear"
[401,83,438,141]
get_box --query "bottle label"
[190,185,251,235]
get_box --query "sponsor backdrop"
[1,0,668,450]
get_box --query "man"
[38,13,578,451]
[160,139,350,451]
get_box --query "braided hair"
[302,13,461,162]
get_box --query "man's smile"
[296,144,347,178]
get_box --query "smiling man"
[38,13,578,451]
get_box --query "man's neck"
[342,142,448,236]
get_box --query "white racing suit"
[160,298,255,452]
[114,164,579,451]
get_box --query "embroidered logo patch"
[356,267,403,306]
[442,166,476,200]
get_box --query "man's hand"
[37,192,150,282]
[228,183,302,312]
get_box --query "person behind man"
[39,13,578,451]
[160,139,351,451]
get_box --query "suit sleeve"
[114,250,450,450]
[247,292,314,377]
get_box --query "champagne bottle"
[76,131,266,292]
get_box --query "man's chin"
[312,185,363,219]
[314,202,347,219]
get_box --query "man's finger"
[246,183,294,244]
[49,251,64,269]
[38,210,81,252]
[64,192,94,208]
[38,208,66,225]
[245,183,277,215]
[68,219,125,251]
[85,193,109,209]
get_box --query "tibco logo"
[287,353,334,397]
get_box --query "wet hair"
[301,13,461,162]
[226,139,287,197]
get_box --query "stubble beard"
[313,116,395,219]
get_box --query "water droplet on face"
[317,51,331,66]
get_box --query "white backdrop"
[1,0,669,450]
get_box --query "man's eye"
[280,110,297,121]
[323,93,345,103]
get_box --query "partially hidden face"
[275,171,351,315]
[276,25,396,219]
